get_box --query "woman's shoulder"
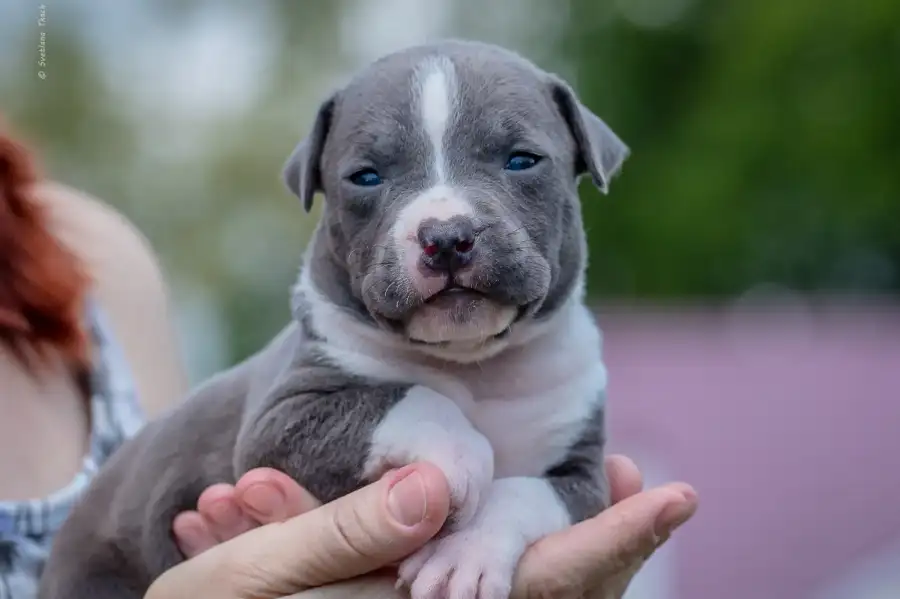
[35,182,189,418]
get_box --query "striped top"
[0,299,145,599]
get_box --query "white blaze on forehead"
[416,56,456,183]
[389,58,479,310]
[394,57,471,252]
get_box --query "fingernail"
[387,470,427,527]
[243,483,284,518]
[654,496,697,537]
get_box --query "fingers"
[605,454,643,504]
[173,471,321,558]
[234,467,322,523]
[172,511,217,558]
[241,462,451,594]
[174,484,255,557]
[513,482,698,599]
[198,484,257,540]
[177,457,639,560]
[150,462,451,599]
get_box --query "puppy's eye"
[504,152,542,172]
[348,168,383,187]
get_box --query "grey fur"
[288,39,628,331]
[39,39,628,599]
[39,310,408,599]
[544,395,610,523]
[234,357,411,503]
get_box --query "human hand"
[152,462,452,599]
[297,456,696,599]
[172,467,321,557]
[163,456,697,599]
[510,457,696,599]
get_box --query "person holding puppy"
[0,122,696,599]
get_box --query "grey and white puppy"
[39,39,628,599]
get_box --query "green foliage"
[563,0,900,298]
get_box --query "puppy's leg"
[39,365,250,599]
[400,400,608,599]
[236,376,494,528]
[361,385,495,529]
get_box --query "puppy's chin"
[404,290,517,346]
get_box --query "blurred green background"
[1,0,898,381]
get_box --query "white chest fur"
[451,305,607,477]
[311,286,608,478]
[463,365,606,477]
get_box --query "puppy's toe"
[446,559,513,599]
[408,559,452,599]
[445,562,481,599]
[408,530,518,599]
[397,541,439,590]
[476,569,514,599]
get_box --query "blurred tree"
[563,0,900,299]
[199,0,353,361]
[0,1,352,371]
[1,15,136,209]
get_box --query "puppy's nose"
[417,217,476,272]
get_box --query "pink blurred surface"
[597,300,900,599]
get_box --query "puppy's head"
[287,40,628,361]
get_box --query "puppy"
[39,39,628,599]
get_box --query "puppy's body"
[40,40,628,599]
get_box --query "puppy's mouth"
[401,284,521,346]
[423,284,486,306]
[374,283,533,344]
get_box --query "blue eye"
[348,168,382,187]
[505,152,542,171]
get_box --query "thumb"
[261,463,451,591]
[513,482,698,598]
[148,463,450,599]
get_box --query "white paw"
[418,422,494,529]
[365,387,495,530]
[397,526,525,599]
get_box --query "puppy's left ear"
[549,76,629,194]
[282,93,337,212]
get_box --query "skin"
[0,183,188,503]
[165,456,698,599]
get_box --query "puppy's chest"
[451,363,606,478]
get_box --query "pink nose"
[417,217,476,272]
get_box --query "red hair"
[0,123,91,372]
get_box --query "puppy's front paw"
[366,387,495,531]
[397,526,524,599]
[417,422,494,530]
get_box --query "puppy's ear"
[549,76,629,194]
[282,94,337,212]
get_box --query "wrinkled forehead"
[327,45,560,165]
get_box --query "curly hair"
[0,123,90,372]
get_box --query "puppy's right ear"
[282,94,337,212]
